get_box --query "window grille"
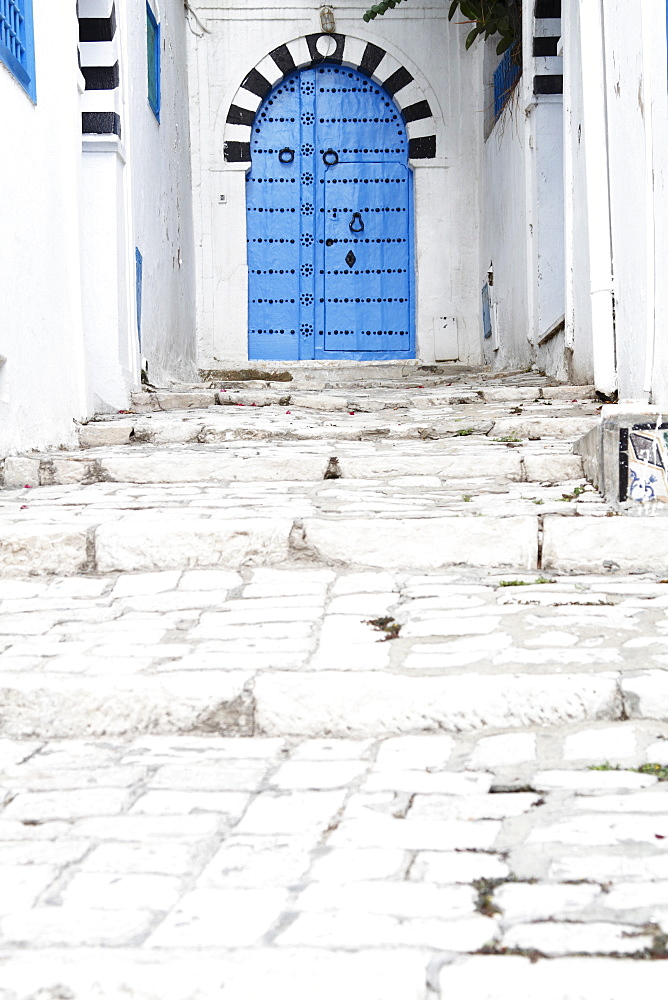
[493,46,521,121]
[0,0,36,101]
[146,2,160,120]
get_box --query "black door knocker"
[278,147,295,164]
[349,212,364,233]
[322,148,339,166]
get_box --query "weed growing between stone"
[589,763,668,782]
[366,617,402,640]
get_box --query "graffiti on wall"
[620,423,668,503]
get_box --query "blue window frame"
[0,0,36,102]
[146,2,160,121]
[493,45,521,121]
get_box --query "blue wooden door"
[247,64,414,361]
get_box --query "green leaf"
[465,26,481,48]
[496,33,514,54]
[448,0,460,19]
[460,2,479,20]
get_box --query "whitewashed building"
[481,0,668,408]
[2,0,668,457]
[0,0,195,457]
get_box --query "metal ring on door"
[349,212,365,233]
[278,147,295,164]
[322,148,339,166]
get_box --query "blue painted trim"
[135,248,143,347]
[0,0,36,103]
[146,2,160,121]
[482,283,492,340]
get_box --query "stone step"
[199,358,424,385]
[2,511,668,576]
[77,407,596,450]
[0,665,627,740]
[130,383,596,413]
[2,444,585,487]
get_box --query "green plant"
[366,616,402,641]
[363,0,520,55]
[462,494,473,502]
[456,428,475,436]
[559,486,588,502]
[638,763,668,782]
[473,878,504,917]
[589,763,668,782]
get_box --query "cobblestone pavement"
[2,727,668,997]
[2,368,668,996]
[1,567,668,738]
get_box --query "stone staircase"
[0,366,626,577]
[0,363,665,742]
[2,365,667,577]
[3,366,668,994]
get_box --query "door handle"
[326,239,335,247]
[349,212,364,233]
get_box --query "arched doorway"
[246,63,414,361]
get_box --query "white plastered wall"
[480,85,529,371]
[0,2,88,457]
[600,0,668,405]
[81,0,197,412]
[562,0,593,385]
[647,1,668,409]
[481,4,568,381]
[125,0,197,385]
[187,1,484,368]
[564,0,668,402]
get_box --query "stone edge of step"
[127,383,597,413]
[0,514,667,577]
[0,667,629,739]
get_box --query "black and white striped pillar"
[78,0,121,138]
[533,0,562,96]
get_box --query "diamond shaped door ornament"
[345,250,356,269]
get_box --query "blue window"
[0,0,36,102]
[146,2,160,120]
[493,46,521,121]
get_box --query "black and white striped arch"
[533,0,562,96]
[224,35,437,164]
[78,0,121,138]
